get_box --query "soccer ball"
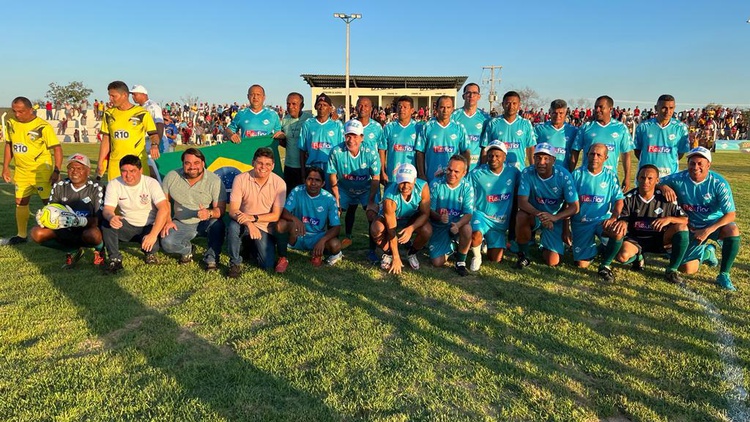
[35,203,87,230]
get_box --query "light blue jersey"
[381,178,428,222]
[228,107,281,137]
[362,120,384,152]
[571,167,624,223]
[327,143,380,195]
[634,118,690,178]
[415,119,469,183]
[281,111,314,169]
[481,115,537,170]
[518,165,578,214]
[299,118,344,171]
[468,164,519,229]
[284,185,340,235]
[534,122,578,168]
[452,108,490,170]
[572,120,633,172]
[429,176,475,227]
[660,171,736,229]
[380,120,418,180]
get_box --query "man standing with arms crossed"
[480,91,536,170]
[380,96,418,186]
[274,92,313,191]
[299,93,344,176]
[452,83,490,170]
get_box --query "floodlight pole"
[334,13,361,121]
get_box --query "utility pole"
[482,65,502,115]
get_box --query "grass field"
[0,143,748,421]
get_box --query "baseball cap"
[67,153,91,168]
[686,146,712,163]
[315,93,332,106]
[130,85,148,95]
[395,163,417,184]
[485,140,508,154]
[344,119,364,136]
[534,142,554,156]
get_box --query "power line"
[481,65,502,113]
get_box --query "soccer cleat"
[311,255,323,267]
[380,253,393,271]
[407,253,420,270]
[227,264,242,279]
[598,266,615,283]
[341,237,353,249]
[469,254,482,272]
[92,250,105,266]
[514,253,530,269]
[144,253,158,265]
[665,270,685,286]
[62,248,85,269]
[275,257,289,273]
[455,261,469,277]
[179,253,193,265]
[704,244,719,267]
[327,252,344,266]
[366,250,380,265]
[204,261,218,272]
[104,259,123,274]
[0,236,27,246]
[716,272,737,291]
[631,254,645,272]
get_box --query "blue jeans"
[102,219,158,261]
[226,220,276,269]
[161,218,225,264]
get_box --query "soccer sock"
[600,239,623,267]
[623,253,640,265]
[720,236,741,274]
[407,246,419,256]
[668,231,689,272]
[344,206,357,236]
[276,232,289,258]
[518,242,530,255]
[456,252,467,264]
[94,242,104,252]
[16,204,30,238]
[368,235,376,252]
[470,245,482,259]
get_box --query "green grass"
[0,143,748,421]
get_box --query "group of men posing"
[0,82,741,290]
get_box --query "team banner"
[155,136,283,191]
[714,140,750,153]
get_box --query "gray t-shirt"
[162,169,226,225]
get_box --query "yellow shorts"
[14,170,52,200]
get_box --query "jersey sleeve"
[327,195,341,227]
[284,186,298,213]
[525,120,537,148]
[458,123,470,153]
[415,123,426,153]
[715,175,736,214]
[379,125,389,151]
[104,179,121,208]
[633,123,644,151]
[677,123,690,154]
[100,111,110,135]
[620,126,634,153]
[368,149,380,176]
[518,169,531,197]
[91,183,105,211]
[298,121,309,153]
[480,119,492,148]
[148,178,167,204]
[326,150,338,175]
[571,125,584,151]
[227,111,241,133]
[142,111,158,135]
[271,112,282,134]
[461,182,474,215]
[429,180,439,212]
[560,168,578,203]
[49,181,65,203]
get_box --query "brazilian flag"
[154,136,283,192]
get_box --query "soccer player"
[371,163,432,274]
[428,155,474,276]
[569,144,626,282]
[327,120,381,262]
[452,83,490,170]
[380,96,418,185]
[480,91,537,170]
[633,94,690,178]
[130,84,166,180]
[226,85,282,142]
[1,96,63,245]
[467,140,519,271]
[160,148,226,270]
[570,96,634,190]
[614,165,691,284]
[415,96,470,183]
[274,92,314,191]
[96,81,160,181]
[299,93,344,175]
[355,97,384,151]
[516,143,579,268]
[277,167,343,267]
[534,99,578,171]
[101,155,170,274]
[658,147,741,290]
[30,153,105,268]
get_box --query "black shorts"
[624,235,665,254]
[54,227,86,246]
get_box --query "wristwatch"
[253,215,259,222]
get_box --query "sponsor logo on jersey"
[244,130,269,137]
[468,134,480,142]
[343,174,368,181]
[302,216,321,226]
[438,208,463,218]
[487,193,511,202]
[634,221,654,230]
[682,204,710,213]
[580,194,605,203]
[432,145,455,153]
[311,142,332,150]
[535,197,559,206]
[647,145,672,153]
[393,144,414,152]
[505,142,521,149]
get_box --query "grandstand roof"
[300,74,468,90]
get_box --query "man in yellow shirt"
[96,81,160,181]
[1,97,63,245]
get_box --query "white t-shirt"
[104,175,166,227]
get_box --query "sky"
[1,0,749,111]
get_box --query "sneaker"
[104,259,123,274]
[63,248,85,269]
[665,270,684,285]
[631,254,645,272]
[716,272,737,291]
[275,257,289,273]
[366,250,380,265]
[179,253,193,265]
[327,252,344,266]
[455,261,469,277]
[407,253,420,270]
[469,254,482,272]
[341,237,353,249]
[144,253,158,265]
[380,253,393,271]
[227,264,242,279]
[92,250,105,266]
[204,261,218,272]
[515,253,530,269]
[598,266,615,283]
[0,236,27,246]
[704,244,719,267]
[311,256,323,267]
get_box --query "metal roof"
[300,74,468,90]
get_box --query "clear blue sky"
[2,0,748,110]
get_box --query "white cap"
[67,153,91,168]
[130,85,148,95]
[485,140,508,154]
[534,142,554,156]
[395,163,417,184]
[686,146,712,163]
[344,119,364,136]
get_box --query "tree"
[180,94,200,106]
[510,86,545,110]
[45,81,93,105]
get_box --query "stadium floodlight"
[333,13,362,121]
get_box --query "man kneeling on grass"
[371,163,432,274]
[277,166,343,267]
